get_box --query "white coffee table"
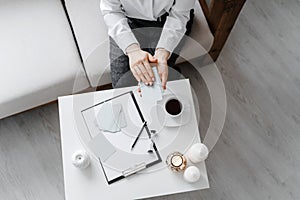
[58,79,209,200]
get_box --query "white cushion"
[65,0,214,87]
[0,0,90,119]
[176,1,214,63]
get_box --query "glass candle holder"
[166,152,187,172]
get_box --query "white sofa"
[0,0,213,119]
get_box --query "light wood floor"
[1,0,300,199]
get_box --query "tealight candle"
[171,155,183,167]
[166,152,187,172]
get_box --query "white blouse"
[100,0,196,53]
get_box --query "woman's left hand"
[154,48,170,90]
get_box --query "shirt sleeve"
[156,0,196,53]
[100,0,139,53]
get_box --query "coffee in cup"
[165,98,183,117]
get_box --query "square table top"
[58,79,209,200]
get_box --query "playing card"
[140,67,163,104]
[97,103,127,133]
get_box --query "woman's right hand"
[126,44,157,85]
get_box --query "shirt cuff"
[156,29,184,53]
[113,31,139,54]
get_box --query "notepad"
[80,91,162,184]
[88,132,116,162]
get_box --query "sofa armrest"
[199,0,246,61]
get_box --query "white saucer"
[156,94,191,127]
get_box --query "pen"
[131,121,147,150]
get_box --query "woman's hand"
[154,48,170,90]
[127,44,157,85]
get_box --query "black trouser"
[109,10,194,88]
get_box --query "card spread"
[140,67,163,104]
[96,103,127,133]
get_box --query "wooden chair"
[199,0,246,61]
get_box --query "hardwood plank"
[0,104,64,200]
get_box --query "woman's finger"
[161,70,168,90]
[157,64,168,90]
[143,59,154,82]
[148,54,157,63]
[141,62,153,84]
[131,66,141,82]
[157,64,163,82]
[135,65,148,84]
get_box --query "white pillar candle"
[184,166,201,183]
[186,143,209,163]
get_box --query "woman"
[100,0,195,89]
